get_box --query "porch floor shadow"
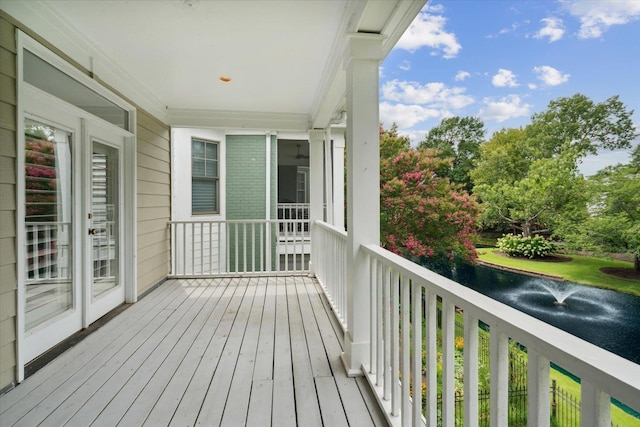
[0,276,386,427]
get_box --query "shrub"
[496,234,556,258]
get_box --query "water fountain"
[422,258,640,364]
[502,278,620,322]
[538,281,579,306]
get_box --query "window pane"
[24,50,129,131]
[205,142,218,160]
[24,119,73,330]
[206,160,218,177]
[192,178,218,213]
[192,159,205,176]
[192,140,204,158]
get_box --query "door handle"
[88,228,98,235]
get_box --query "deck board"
[121,278,234,426]
[0,276,385,427]
[0,279,180,415]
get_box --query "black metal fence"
[436,385,528,426]
[431,311,626,426]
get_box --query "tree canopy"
[380,125,480,261]
[473,148,586,237]
[418,116,485,191]
[558,159,640,270]
[472,94,635,238]
[527,94,636,157]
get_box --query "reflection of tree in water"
[25,124,58,222]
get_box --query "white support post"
[309,129,325,276]
[527,350,550,427]
[324,128,334,225]
[331,128,345,230]
[341,33,383,376]
[265,132,272,270]
[581,381,611,427]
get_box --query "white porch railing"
[312,220,348,329]
[25,222,71,282]
[169,219,310,276]
[311,220,640,427]
[277,203,310,239]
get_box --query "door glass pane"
[91,142,119,298]
[24,119,73,330]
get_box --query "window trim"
[191,138,220,215]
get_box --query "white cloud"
[492,69,519,88]
[455,70,471,81]
[478,95,531,123]
[564,0,640,39]
[395,9,461,58]
[381,80,474,110]
[533,65,570,86]
[534,17,565,42]
[401,129,430,146]
[379,102,441,129]
[487,22,519,38]
[500,23,519,35]
[528,83,538,90]
[399,61,411,71]
[425,3,445,13]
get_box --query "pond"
[421,259,640,365]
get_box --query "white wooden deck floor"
[0,276,387,427]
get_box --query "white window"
[192,138,219,214]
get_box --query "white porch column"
[331,128,345,230]
[342,33,383,375]
[309,129,325,223]
[309,129,325,274]
[324,128,334,225]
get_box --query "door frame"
[16,32,137,382]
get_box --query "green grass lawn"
[476,248,640,296]
[550,369,640,426]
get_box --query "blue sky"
[380,0,640,175]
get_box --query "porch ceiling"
[3,0,425,130]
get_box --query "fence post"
[551,379,557,420]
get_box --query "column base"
[340,338,369,377]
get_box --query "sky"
[380,0,640,175]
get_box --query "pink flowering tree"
[380,131,481,262]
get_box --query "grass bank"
[550,368,640,426]
[476,248,640,296]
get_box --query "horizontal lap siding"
[0,15,17,390]
[136,113,171,296]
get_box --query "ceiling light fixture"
[219,76,232,83]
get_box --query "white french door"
[21,87,129,363]
[84,123,125,324]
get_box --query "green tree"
[474,148,586,237]
[473,94,636,237]
[527,93,636,157]
[418,116,485,191]
[380,123,410,160]
[559,161,640,270]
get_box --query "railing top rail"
[362,242,640,404]
[313,220,347,238]
[168,219,309,225]
[26,221,71,226]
